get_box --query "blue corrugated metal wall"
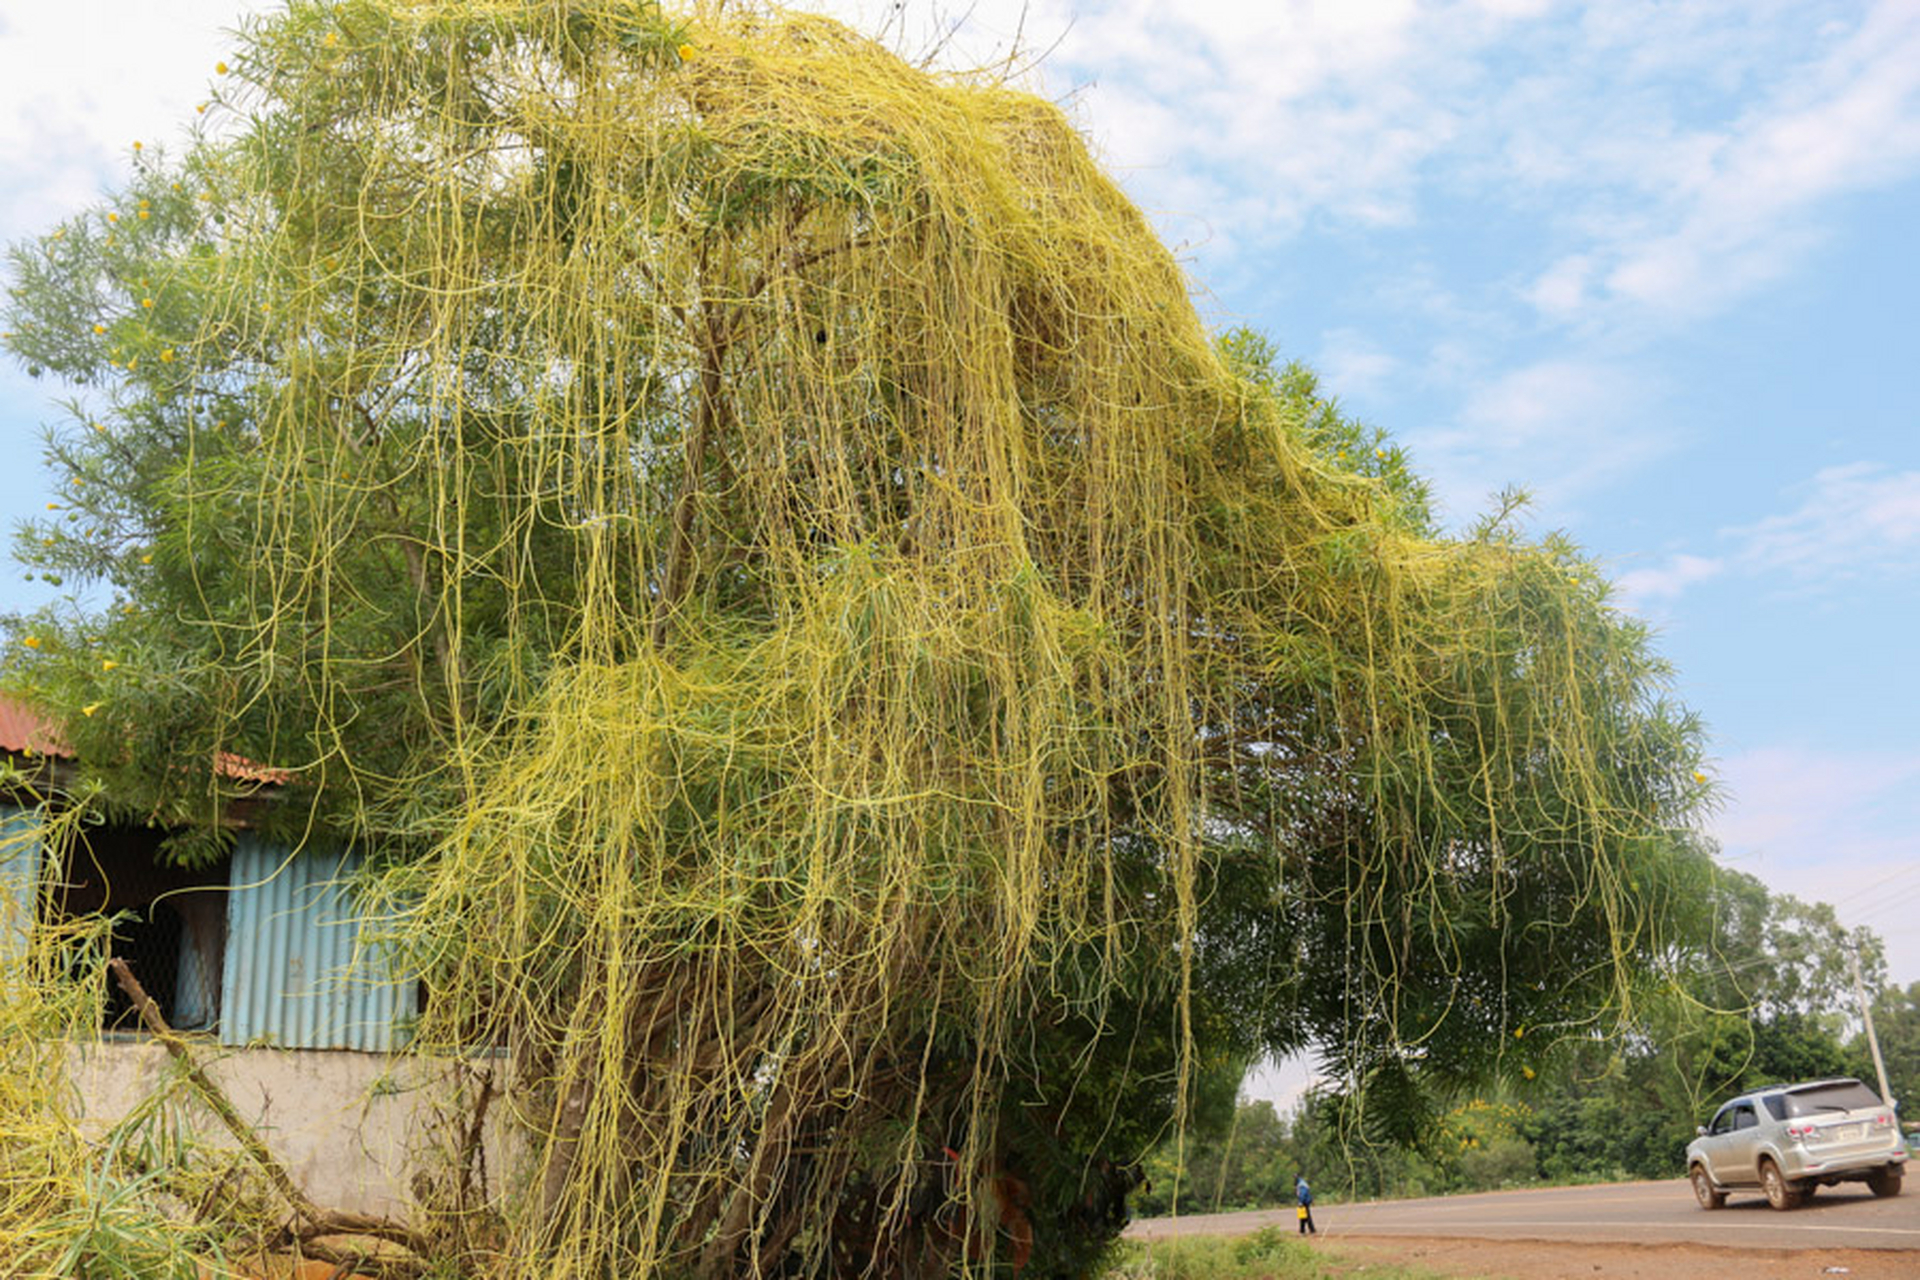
[0,803,38,966]
[221,833,414,1051]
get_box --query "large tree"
[3,3,1716,1276]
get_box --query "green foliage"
[1101,1228,1447,1280]
[1133,869,1897,1205]
[1516,870,1885,1182]
[3,3,1725,1277]
[1865,981,1920,1109]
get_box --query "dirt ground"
[1320,1235,1915,1279]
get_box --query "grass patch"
[1101,1227,1452,1280]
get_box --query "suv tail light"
[1786,1124,1816,1139]
[1875,1113,1893,1127]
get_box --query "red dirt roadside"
[1324,1235,1914,1279]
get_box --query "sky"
[1,1,1916,1040]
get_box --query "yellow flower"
[45,503,60,511]
[1522,1066,1536,1080]
[216,61,229,75]
[127,357,138,371]
[101,659,118,672]
[92,422,106,434]
[678,43,696,61]
[142,298,154,309]
[197,103,208,114]
[108,212,119,224]
[323,31,338,47]
[160,349,175,363]
[138,210,150,220]
[132,140,143,152]
[81,702,102,717]
[141,554,153,565]
[93,324,106,334]
[1513,1026,1525,1039]
[22,636,41,649]
[1375,447,1386,459]
[1693,771,1707,784]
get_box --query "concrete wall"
[70,1039,508,1219]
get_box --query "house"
[0,693,444,1217]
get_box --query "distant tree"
[1515,871,1888,1183]
[1862,981,1920,1110]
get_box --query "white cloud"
[821,0,1529,248]
[1552,1,1920,320]
[1525,254,1593,320]
[1457,360,1615,449]
[1408,357,1672,522]
[1614,553,1724,606]
[834,2,1920,531]
[1712,745,1920,982]
[1715,746,1920,859]
[1315,328,1398,400]
[0,2,276,242]
[1611,462,1920,611]
[844,3,1920,347]
[849,1,1920,332]
[1731,463,1920,582]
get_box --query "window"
[1783,1080,1883,1117]
[1732,1104,1758,1131]
[45,822,231,1033]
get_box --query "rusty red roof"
[0,694,71,758]
[0,692,289,784]
[213,750,293,786]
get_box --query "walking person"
[1294,1171,1317,1235]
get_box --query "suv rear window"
[1781,1080,1883,1116]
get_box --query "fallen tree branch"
[455,1067,495,1210]
[107,957,433,1260]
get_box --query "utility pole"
[1849,942,1895,1110]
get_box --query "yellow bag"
[1297,1205,1308,1221]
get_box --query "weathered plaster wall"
[70,1039,506,1219]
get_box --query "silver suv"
[1687,1078,1906,1210]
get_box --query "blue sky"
[3,2,1917,994]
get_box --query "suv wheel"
[1690,1165,1726,1210]
[1760,1158,1803,1210]
[1867,1167,1903,1198]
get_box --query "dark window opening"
[43,823,231,1034]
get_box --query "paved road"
[1127,1179,1920,1252]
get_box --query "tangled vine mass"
[1,3,1714,1276]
